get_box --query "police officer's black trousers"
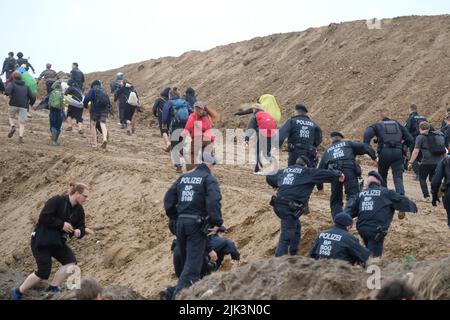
[288,150,317,167]
[442,190,450,227]
[173,218,207,299]
[361,234,384,257]
[419,164,437,198]
[378,148,405,195]
[275,206,301,257]
[330,169,360,217]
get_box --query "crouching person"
[11,182,90,300]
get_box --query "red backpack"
[256,112,277,138]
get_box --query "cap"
[330,131,344,139]
[194,101,206,110]
[334,213,353,227]
[368,171,384,184]
[295,104,308,113]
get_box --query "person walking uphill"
[181,101,218,171]
[310,212,370,266]
[431,155,450,228]
[70,63,85,92]
[2,52,16,82]
[319,131,377,217]
[4,72,36,144]
[83,80,111,149]
[37,63,58,95]
[244,105,277,174]
[114,79,140,136]
[153,87,171,149]
[364,109,414,195]
[164,153,223,299]
[48,81,66,146]
[346,171,417,257]
[11,183,90,300]
[278,104,323,167]
[65,80,85,134]
[16,52,35,73]
[408,122,447,200]
[266,156,344,257]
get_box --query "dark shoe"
[175,166,182,174]
[101,140,107,149]
[120,124,126,129]
[78,129,84,135]
[163,145,171,153]
[66,127,73,132]
[127,130,131,136]
[11,288,23,300]
[51,129,58,143]
[8,126,16,138]
[18,137,24,144]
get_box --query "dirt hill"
[1,15,450,300]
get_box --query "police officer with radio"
[266,156,344,257]
[364,109,414,195]
[346,171,417,257]
[278,104,323,167]
[310,212,370,266]
[431,155,450,228]
[319,131,377,217]
[164,152,223,299]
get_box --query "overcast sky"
[1,0,449,78]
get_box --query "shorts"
[8,105,28,124]
[90,112,108,123]
[67,106,84,123]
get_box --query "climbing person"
[16,52,35,73]
[183,87,197,109]
[1,52,16,82]
[431,155,450,228]
[4,71,36,144]
[209,226,240,270]
[408,122,446,200]
[346,171,418,257]
[244,104,277,174]
[310,212,370,266]
[164,153,223,299]
[364,109,414,195]
[278,104,323,167]
[266,156,344,257]
[181,101,218,171]
[70,62,85,92]
[37,63,58,95]
[65,80,85,134]
[114,79,139,135]
[318,131,377,218]
[48,81,66,146]
[83,80,110,149]
[258,94,282,126]
[404,104,429,179]
[76,279,104,300]
[11,183,90,300]
[153,87,171,150]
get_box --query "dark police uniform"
[279,115,323,167]
[319,140,376,217]
[266,164,342,257]
[364,118,414,195]
[405,112,428,175]
[209,234,240,269]
[346,183,417,257]
[309,225,370,265]
[431,156,450,228]
[164,164,223,299]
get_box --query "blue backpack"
[171,99,190,125]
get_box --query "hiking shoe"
[120,124,126,129]
[127,130,131,136]
[66,127,73,132]
[11,288,23,300]
[78,129,84,135]
[43,286,61,298]
[159,288,171,301]
[101,140,107,149]
[18,137,24,144]
[53,141,60,146]
[164,145,171,153]
[7,126,16,138]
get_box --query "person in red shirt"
[182,101,219,171]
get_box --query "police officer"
[310,212,370,265]
[279,104,323,167]
[364,109,414,195]
[431,155,450,228]
[346,171,417,257]
[164,152,223,299]
[210,226,241,269]
[319,131,377,217]
[266,156,344,257]
[404,104,429,178]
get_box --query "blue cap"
[295,104,308,113]
[368,171,384,184]
[330,131,344,139]
[334,213,353,227]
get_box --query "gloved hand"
[432,193,440,207]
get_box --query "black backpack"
[426,131,447,156]
[92,87,110,110]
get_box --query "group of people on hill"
[1,51,143,148]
